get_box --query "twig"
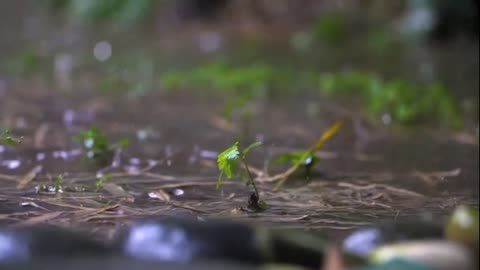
[17,165,43,189]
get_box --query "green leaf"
[292,151,314,167]
[76,127,128,163]
[311,120,343,151]
[0,130,22,146]
[53,174,64,191]
[216,142,240,188]
[242,141,262,158]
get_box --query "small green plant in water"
[268,120,343,190]
[217,141,265,211]
[76,127,129,163]
[95,174,112,192]
[0,130,22,145]
[52,174,64,192]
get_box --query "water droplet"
[147,159,159,167]
[200,150,217,159]
[173,189,184,196]
[125,165,140,174]
[382,114,392,125]
[197,31,221,53]
[54,53,74,89]
[2,160,21,170]
[129,158,141,165]
[84,138,94,148]
[36,152,46,161]
[148,192,159,199]
[93,41,112,62]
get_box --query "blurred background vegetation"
[0,0,478,131]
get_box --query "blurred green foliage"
[6,50,46,75]
[367,28,397,53]
[52,174,64,192]
[312,13,348,45]
[161,62,279,95]
[290,31,314,52]
[76,127,129,163]
[161,62,289,120]
[0,130,22,146]
[76,127,112,161]
[95,174,112,191]
[160,61,462,128]
[317,71,463,128]
[43,0,158,25]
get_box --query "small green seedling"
[270,120,343,190]
[217,141,265,210]
[52,174,64,192]
[0,129,22,145]
[76,127,129,163]
[95,174,112,192]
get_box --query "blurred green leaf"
[313,13,348,45]
[317,71,463,128]
[76,127,128,163]
[0,130,22,146]
[95,174,112,191]
[60,0,158,25]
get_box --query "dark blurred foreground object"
[342,219,444,259]
[403,0,479,41]
[115,217,328,269]
[1,207,477,270]
[0,218,327,269]
[175,0,229,19]
[42,0,230,24]
[0,258,259,270]
[431,0,479,40]
[0,225,111,263]
[343,205,479,270]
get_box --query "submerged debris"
[0,206,478,270]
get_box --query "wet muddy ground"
[0,2,479,243]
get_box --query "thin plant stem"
[241,156,259,200]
